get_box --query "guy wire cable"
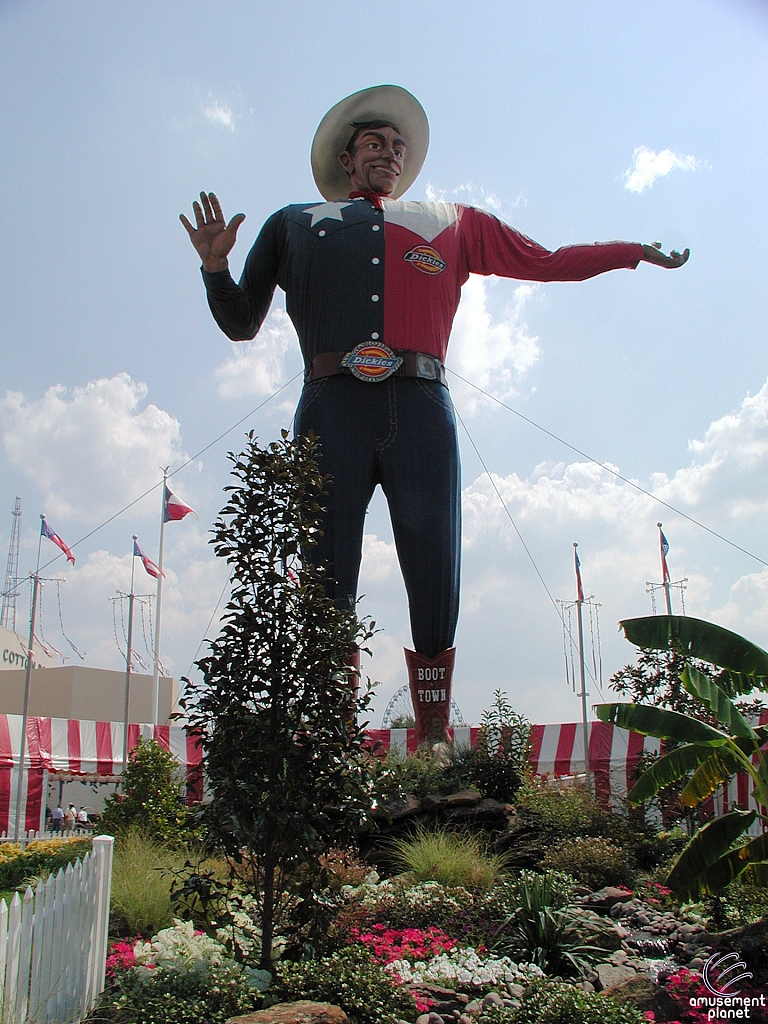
[447,368,768,569]
[21,370,304,580]
[453,402,607,702]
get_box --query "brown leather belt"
[306,349,446,386]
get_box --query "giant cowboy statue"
[182,85,688,747]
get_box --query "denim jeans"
[294,375,461,658]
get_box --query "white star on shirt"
[302,202,354,228]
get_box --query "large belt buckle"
[341,342,403,383]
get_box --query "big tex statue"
[182,86,688,746]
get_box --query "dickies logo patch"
[404,245,446,275]
[341,343,403,382]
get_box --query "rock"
[465,999,483,1015]
[595,963,637,991]
[635,912,651,927]
[369,793,422,821]
[583,886,635,913]
[422,793,449,812]
[481,992,504,1008]
[227,1002,347,1024]
[415,1016,431,1024]
[507,983,524,998]
[688,956,705,969]
[578,981,595,993]
[445,789,483,807]
[601,974,681,1023]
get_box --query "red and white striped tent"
[3,715,764,837]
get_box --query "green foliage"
[273,945,417,1024]
[597,614,768,898]
[389,824,510,890]
[484,980,647,1024]
[110,829,191,936]
[182,432,379,970]
[471,690,531,801]
[491,870,608,977]
[0,837,91,892]
[375,692,529,802]
[515,776,602,835]
[99,737,192,845]
[97,959,258,1024]
[541,836,636,889]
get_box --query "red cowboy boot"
[404,647,455,747]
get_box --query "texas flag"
[41,518,75,565]
[574,545,584,602]
[163,484,198,524]
[133,539,164,579]
[659,525,671,584]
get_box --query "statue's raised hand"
[642,241,690,269]
[180,192,245,273]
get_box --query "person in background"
[64,804,77,833]
[50,804,64,833]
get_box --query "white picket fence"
[0,835,114,1024]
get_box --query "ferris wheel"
[381,684,466,729]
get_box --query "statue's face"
[338,125,407,195]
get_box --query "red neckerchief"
[348,189,386,211]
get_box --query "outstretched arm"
[180,192,246,272]
[641,241,690,269]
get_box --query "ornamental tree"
[182,431,377,971]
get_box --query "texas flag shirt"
[203,197,643,368]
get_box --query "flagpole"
[658,522,672,614]
[14,517,44,840]
[121,537,137,775]
[151,468,169,725]
[574,543,592,798]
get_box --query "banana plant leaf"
[741,862,768,886]
[628,743,722,805]
[698,833,768,893]
[681,666,756,738]
[619,616,768,692]
[595,703,726,745]
[665,809,756,898]
[679,749,741,808]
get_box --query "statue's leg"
[379,377,461,744]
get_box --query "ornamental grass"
[389,824,510,890]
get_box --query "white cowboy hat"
[311,85,429,201]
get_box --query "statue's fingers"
[652,240,662,249]
[179,213,197,237]
[209,193,225,222]
[191,201,205,229]
[227,213,246,234]
[200,191,214,222]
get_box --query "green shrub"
[274,945,417,1024]
[515,776,602,834]
[110,829,189,936]
[0,836,92,893]
[99,737,193,846]
[98,958,258,1024]
[492,870,608,976]
[484,980,647,1024]
[390,824,509,890]
[541,836,636,890]
[469,690,531,801]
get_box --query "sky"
[1,0,767,727]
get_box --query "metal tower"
[1,497,22,632]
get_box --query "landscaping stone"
[601,974,681,1023]
[445,789,483,807]
[422,793,449,812]
[595,962,637,990]
[464,998,483,1015]
[370,794,422,822]
[580,886,635,913]
[482,991,504,1008]
[226,1002,347,1024]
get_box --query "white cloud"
[624,146,702,193]
[360,533,398,582]
[446,276,540,412]
[425,182,526,214]
[215,309,301,400]
[203,100,235,131]
[1,374,185,521]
